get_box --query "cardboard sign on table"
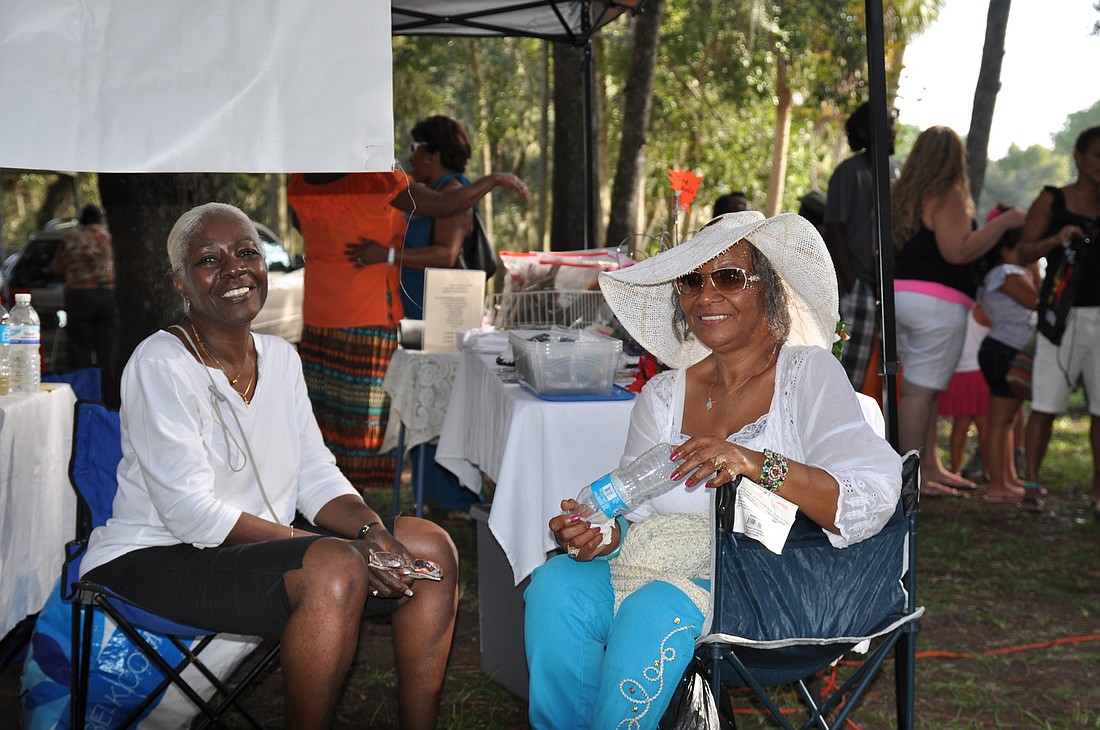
[423,268,486,353]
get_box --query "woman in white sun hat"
[523,210,902,729]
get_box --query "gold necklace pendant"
[190,322,253,399]
[705,343,778,413]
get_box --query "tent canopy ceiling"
[392,0,644,44]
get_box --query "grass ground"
[2,393,1098,728]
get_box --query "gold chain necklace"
[705,343,778,411]
[190,323,254,403]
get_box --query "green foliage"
[1052,97,1100,156]
[978,144,1072,215]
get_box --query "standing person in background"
[346,116,476,320]
[976,227,1040,509]
[289,169,528,490]
[938,304,991,483]
[1017,126,1100,510]
[344,115,486,512]
[891,126,1026,497]
[51,203,119,405]
[823,102,902,391]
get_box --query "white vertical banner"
[0,0,394,172]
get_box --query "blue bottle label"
[0,323,9,345]
[9,324,40,346]
[587,473,628,518]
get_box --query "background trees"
[5,1,1099,377]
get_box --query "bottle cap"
[14,293,30,304]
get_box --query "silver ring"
[566,544,580,558]
[371,589,380,597]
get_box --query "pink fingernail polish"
[569,514,581,523]
[405,589,414,597]
[685,478,694,487]
[670,471,681,480]
[594,526,602,533]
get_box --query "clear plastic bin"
[508,326,622,396]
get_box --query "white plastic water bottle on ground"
[0,304,10,395]
[573,443,688,519]
[8,293,41,393]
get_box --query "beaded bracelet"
[760,449,788,492]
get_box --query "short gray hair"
[166,202,257,277]
[672,243,790,345]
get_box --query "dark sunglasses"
[675,267,760,297]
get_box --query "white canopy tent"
[0,0,394,173]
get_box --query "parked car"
[1,218,304,372]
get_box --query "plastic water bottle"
[573,443,688,519]
[0,304,10,395]
[8,293,41,393]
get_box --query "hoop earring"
[184,299,191,315]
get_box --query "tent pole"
[865,0,899,450]
[582,21,597,249]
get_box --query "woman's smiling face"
[678,242,768,350]
[174,210,268,329]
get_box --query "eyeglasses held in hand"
[675,267,760,297]
[368,550,443,581]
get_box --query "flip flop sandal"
[937,473,979,490]
[922,482,961,498]
[982,493,1023,504]
[1022,481,1049,497]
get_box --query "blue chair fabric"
[43,368,102,403]
[698,451,922,729]
[62,400,279,729]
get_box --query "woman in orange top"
[288,170,527,489]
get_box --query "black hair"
[713,192,749,216]
[411,116,472,173]
[1075,125,1100,155]
[79,204,104,226]
[845,103,871,151]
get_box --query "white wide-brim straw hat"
[599,211,838,369]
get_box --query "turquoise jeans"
[524,555,705,729]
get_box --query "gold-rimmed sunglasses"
[674,267,760,297]
[368,550,443,581]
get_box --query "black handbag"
[454,210,498,279]
[658,657,730,730]
[1037,227,1092,345]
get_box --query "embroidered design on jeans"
[615,623,697,729]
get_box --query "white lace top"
[621,344,902,548]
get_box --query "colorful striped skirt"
[299,324,397,490]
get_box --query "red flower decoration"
[667,168,704,213]
[626,352,665,393]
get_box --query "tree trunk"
[98,173,225,380]
[765,55,792,216]
[606,0,665,251]
[551,43,592,250]
[967,0,1012,203]
[470,40,495,244]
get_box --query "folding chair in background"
[699,451,922,729]
[62,400,281,729]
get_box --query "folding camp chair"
[62,400,281,729]
[699,451,922,730]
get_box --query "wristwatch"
[357,521,384,540]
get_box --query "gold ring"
[371,589,380,597]
[566,544,580,558]
[713,457,727,473]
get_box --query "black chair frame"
[701,452,922,730]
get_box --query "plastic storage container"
[508,326,622,397]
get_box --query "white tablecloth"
[380,348,461,455]
[0,384,77,639]
[436,350,635,585]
